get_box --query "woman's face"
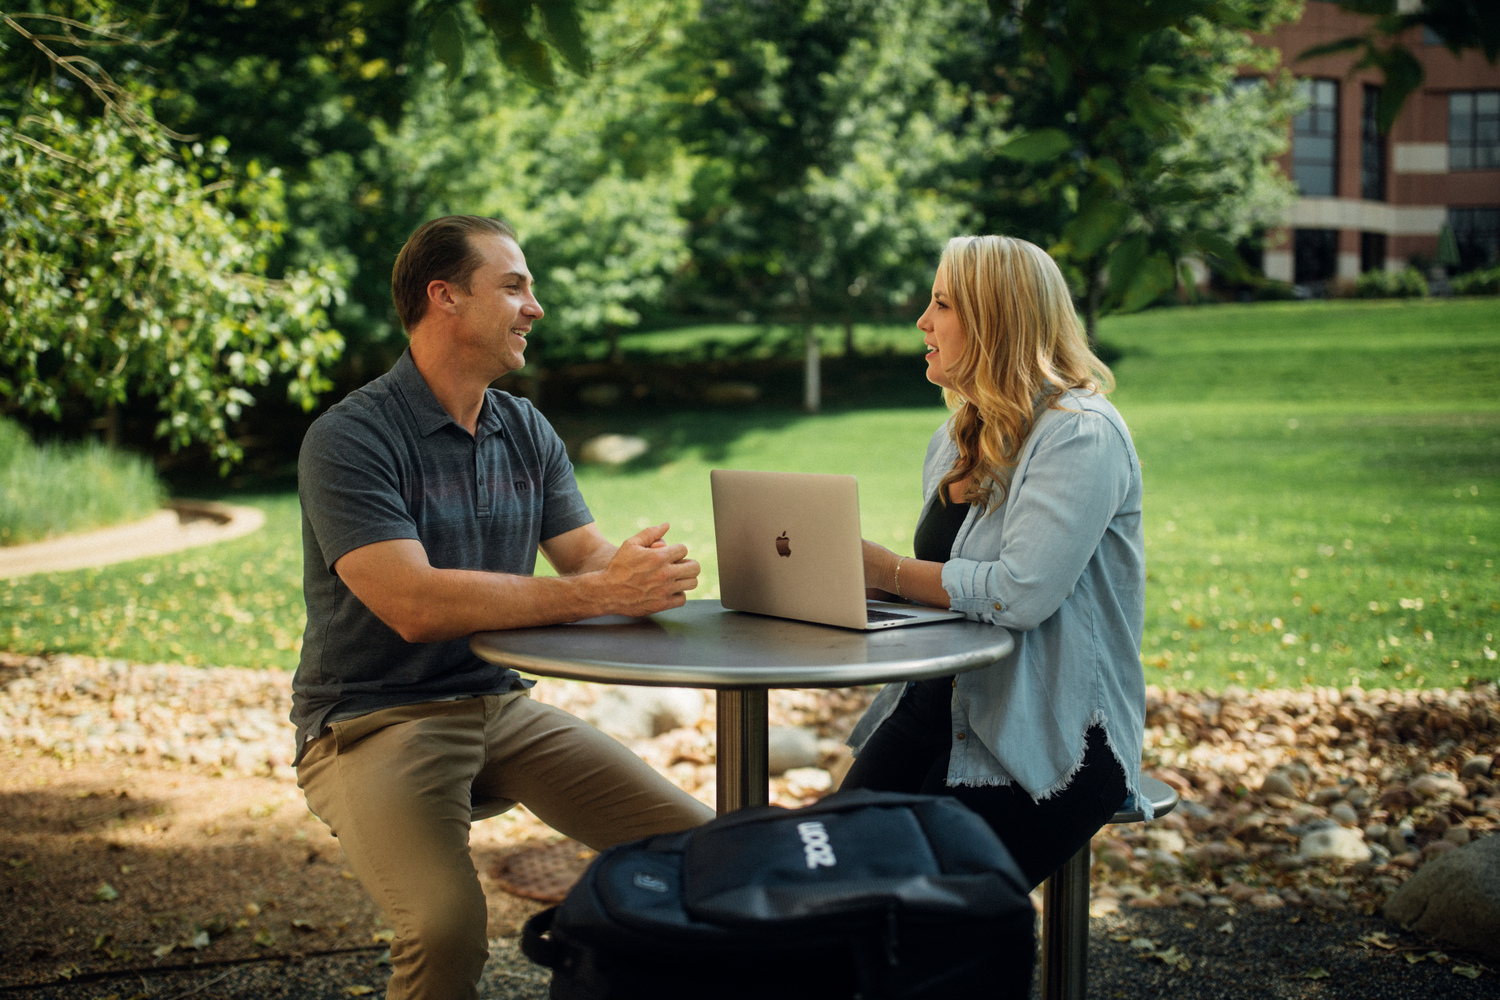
[917,266,966,392]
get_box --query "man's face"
[449,234,543,374]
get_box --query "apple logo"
[776,532,791,557]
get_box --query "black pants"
[841,676,1128,888]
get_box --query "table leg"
[715,688,768,814]
[1039,843,1090,1000]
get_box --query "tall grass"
[0,419,165,546]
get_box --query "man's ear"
[426,278,460,315]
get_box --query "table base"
[715,689,768,813]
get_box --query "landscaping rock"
[782,766,833,798]
[585,686,705,740]
[1383,833,1500,961]
[701,382,761,404]
[767,725,820,776]
[577,433,648,465]
[1462,754,1494,779]
[1407,773,1467,800]
[1329,802,1359,827]
[1296,826,1372,863]
[1258,771,1298,799]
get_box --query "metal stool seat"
[1039,774,1180,1000]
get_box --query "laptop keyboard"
[866,609,917,623]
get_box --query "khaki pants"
[297,692,714,1000]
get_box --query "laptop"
[710,469,965,631]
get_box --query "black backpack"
[520,789,1036,1000]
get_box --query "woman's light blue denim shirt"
[847,388,1150,817]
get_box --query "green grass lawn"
[1,298,1495,689]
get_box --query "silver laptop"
[710,469,965,631]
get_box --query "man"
[292,216,714,1000]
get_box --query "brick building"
[1249,0,1500,286]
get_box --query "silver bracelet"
[893,556,905,599]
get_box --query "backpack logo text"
[797,821,836,869]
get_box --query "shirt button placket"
[475,444,490,517]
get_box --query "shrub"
[1451,266,1500,296]
[1354,267,1428,299]
[0,419,165,546]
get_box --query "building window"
[1361,86,1384,201]
[1449,92,1499,171]
[1450,208,1500,272]
[1294,80,1339,196]
[1360,232,1387,273]
[1294,229,1339,284]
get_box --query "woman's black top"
[912,491,971,563]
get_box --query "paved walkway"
[0,501,265,578]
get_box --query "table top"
[470,599,1014,689]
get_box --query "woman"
[843,234,1147,888]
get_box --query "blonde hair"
[937,235,1115,511]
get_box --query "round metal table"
[470,599,1014,813]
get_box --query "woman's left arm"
[943,410,1134,630]
[863,541,951,608]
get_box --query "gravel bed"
[3,650,1499,995]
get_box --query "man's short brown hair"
[391,216,518,332]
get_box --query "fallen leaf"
[1405,953,1426,965]
[151,943,175,959]
[1303,967,1330,980]
[244,902,261,917]
[1216,920,1234,934]
[1454,966,1482,979]
[56,964,81,980]
[253,929,276,948]
[341,870,357,881]
[372,929,395,945]
[345,987,375,996]
[94,883,119,902]
[1129,937,1158,951]
[1361,931,1397,950]
[93,933,113,952]
[373,949,392,966]
[291,919,318,933]
[185,930,210,950]
[1111,934,1132,942]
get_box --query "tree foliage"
[0,8,344,469]
[673,0,994,331]
[1308,0,1500,133]
[953,0,1299,335]
[385,0,696,364]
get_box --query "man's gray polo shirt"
[291,348,593,761]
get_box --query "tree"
[1308,0,1500,132]
[672,0,994,408]
[0,7,344,469]
[384,0,697,368]
[948,0,1298,339]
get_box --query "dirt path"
[0,502,265,579]
[0,742,551,992]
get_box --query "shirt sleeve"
[298,408,420,573]
[524,403,594,543]
[940,407,1134,631]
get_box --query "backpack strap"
[520,906,562,969]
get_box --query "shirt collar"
[391,348,507,440]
